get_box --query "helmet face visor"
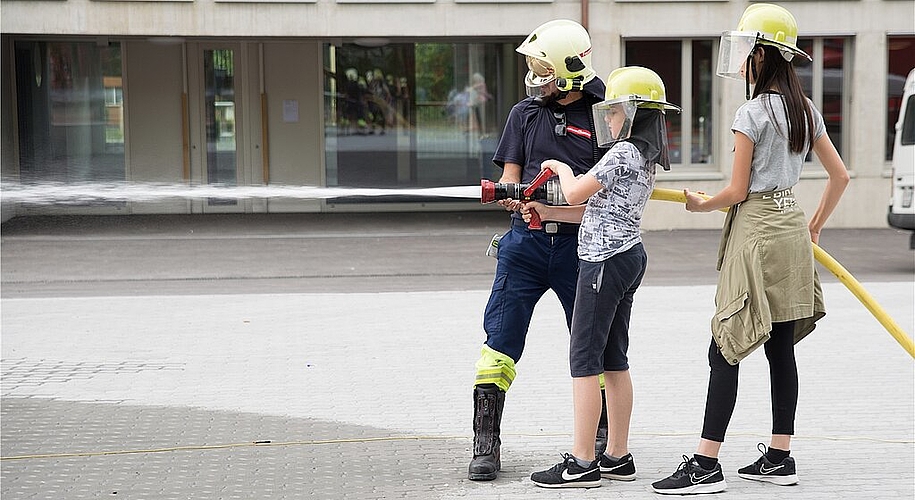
[525,74,558,98]
[524,56,557,97]
[717,31,759,80]
[592,98,638,148]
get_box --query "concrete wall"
[125,40,189,214]
[262,41,324,213]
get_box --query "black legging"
[701,321,798,442]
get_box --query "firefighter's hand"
[521,201,547,222]
[498,198,523,212]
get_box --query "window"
[624,39,716,168]
[902,95,915,146]
[887,36,915,161]
[204,49,237,188]
[795,37,849,162]
[14,41,125,184]
[323,41,517,193]
[625,37,860,170]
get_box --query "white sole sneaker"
[651,480,727,495]
[738,472,799,486]
[533,479,602,488]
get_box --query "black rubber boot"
[468,384,505,481]
[595,388,609,457]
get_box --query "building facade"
[1,0,913,229]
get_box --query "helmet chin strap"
[556,76,584,93]
[745,52,762,100]
[745,55,753,100]
[745,41,762,100]
[534,76,584,107]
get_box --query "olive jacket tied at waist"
[712,188,825,365]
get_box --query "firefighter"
[469,19,610,481]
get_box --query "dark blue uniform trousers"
[482,224,579,363]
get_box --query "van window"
[902,95,915,146]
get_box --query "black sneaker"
[738,443,799,485]
[531,453,601,489]
[600,452,637,481]
[651,455,727,495]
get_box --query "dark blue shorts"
[569,243,647,377]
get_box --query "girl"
[651,3,849,495]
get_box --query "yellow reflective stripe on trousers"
[474,345,517,392]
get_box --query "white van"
[888,68,915,249]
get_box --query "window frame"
[622,35,854,179]
[622,37,722,179]
[795,36,852,174]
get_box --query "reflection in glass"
[795,39,814,97]
[796,38,846,161]
[14,41,125,185]
[822,38,844,158]
[626,40,684,164]
[204,49,237,190]
[692,40,714,164]
[323,41,513,191]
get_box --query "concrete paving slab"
[1,282,912,499]
[2,214,912,498]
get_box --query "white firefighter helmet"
[592,66,681,148]
[717,3,812,80]
[516,19,597,97]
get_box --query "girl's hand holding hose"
[683,189,708,212]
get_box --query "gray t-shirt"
[578,141,655,262]
[731,93,826,193]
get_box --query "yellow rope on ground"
[2,432,910,461]
[0,435,455,461]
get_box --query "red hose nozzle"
[480,168,564,206]
[523,168,554,198]
[481,179,496,204]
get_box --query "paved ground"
[1,212,913,499]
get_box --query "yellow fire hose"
[650,187,914,359]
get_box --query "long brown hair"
[752,45,815,154]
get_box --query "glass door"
[204,48,237,193]
[188,43,247,212]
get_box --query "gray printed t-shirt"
[731,93,826,193]
[578,141,655,262]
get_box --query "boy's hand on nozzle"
[541,159,571,177]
